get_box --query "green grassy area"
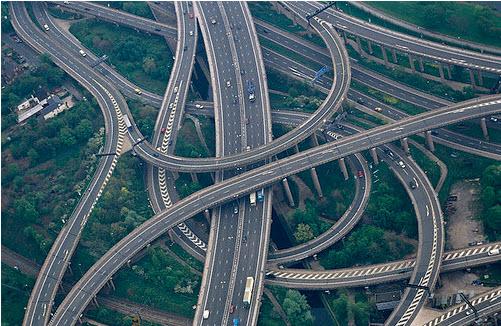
[258,295,287,326]
[447,121,501,144]
[127,99,157,139]
[47,4,83,20]
[325,289,376,326]
[70,155,152,277]
[350,107,386,126]
[1,265,35,326]
[167,240,204,272]
[107,1,155,19]
[2,95,103,264]
[70,19,172,95]
[198,116,215,156]
[85,307,161,326]
[249,2,326,48]
[367,2,501,48]
[174,118,210,158]
[409,145,441,188]
[113,247,200,318]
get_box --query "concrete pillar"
[342,31,347,44]
[426,131,435,152]
[370,147,379,165]
[418,57,425,72]
[59,283,65,292]
[310,133,319,147]
[480,117,489,140]
[310,167,323,198]
[126,259,131,268]
[408,54,415,72]
[356,36,363,53]
[190,172,198,183]
[204,208,210,220]
[391,48,397,63]
[445,64,452,79]
[294,144,300,154]
[92,296,99,307]
[468,69,477,88]
[282,178,295,207]
[339,158,349,180]
[438,63,445,80]
[108,278,116,291]
[478,70,483,86]
[400,137,410,156]
[381,45,389,66]
[67,264,73,275]
[367,40,373,54]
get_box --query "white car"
[189,30,194,36]
[203,310,210,319]
[226,80,231,87]
[488,248,500,256]
[398,161,406,169]
[374,107,382,112]
[173,86,178,93]
[43,24,50,31]
[79,49,87,57]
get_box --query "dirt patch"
[445,180,484,250]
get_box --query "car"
[211,18,217,24]
[374,107,382,112]
[266,273,276,279]
[357,170,364,178]
[226,80,231,87]
[173,87,178,93]
[409,180,417,189]
[447,195,458,201]
[490,116,498,122]
[246,145,251,151]
[356,98,365,104]
[195,104,204,109]
[240,69,245,75]
[233,319,240,326]
[398,161,406,169]
[233,206,238,214]
[183,46,188,51]
[153,153,159,158]
[229,304,235,314]
[154,28,161,32]
[242,235,247,243]
[465,309,474,316]
[134,88,142,95]
[431,130,439,136]
[189,30,193,36]
[43,24,50,31]
[161,127,166,134]
[468,241,477,246]
[488,248,500,256]
[79,49,87,57]
[471,279,483,286]
[189,12,194,19]
[203,310,210,319]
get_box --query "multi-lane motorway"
[10,2,501,326]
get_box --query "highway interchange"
[6,1,501,326]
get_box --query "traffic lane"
[294,2,501,73]
[50,97,501,325]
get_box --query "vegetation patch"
[1,265,34,325]
[70,19,172,95]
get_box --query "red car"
[161,127,166,133]
[357,170,364,178]
[229,304,235,314]
[189,12,194,19]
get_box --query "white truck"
[249,192,256,206]
[243,276,254,308]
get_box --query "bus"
[249,192,256,206]
[243,276,254,308]
[123,114,132,129]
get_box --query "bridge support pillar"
[478,70,484,86]
[391,48,397,63]
[408,54,415,72]
[418,57,425,72]
[480,117,489,140]
[108,278,116,291]
[310,133,319,147]
[59,283,65,293]
[367,40,373,54]
[190,172,199,183]
[310,167,324,198]
[426,131,435,152]
[294,144,300,154]
[370,147,379,165]
[469,69,477,88]
[67,264,73,275]
[339,157,349,180]
[356,37,363,54]
[92,296,99,307]
[400,137,410,156]
[342,31,347,44]
[204,208,211,221]
[438,63,445,80]
[282,178,295,207]
[445,64,452,79]
[381,45,389,67]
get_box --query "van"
[203,310,209,319]
[79,49,87,57]
[488,248,500,256]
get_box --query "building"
[16,94,70,123]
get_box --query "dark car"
[409,180,417,189]
[357,170,364,178]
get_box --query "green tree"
[59,127,76,147]
[294,223,315,243]
[282,290,314,326]
[75,119,94,142]
[484,205,501,234]
[142,57,157,74]
[14,198,40,223]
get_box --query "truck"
[249,192,256,206]
[257,189,264,202]
[488,248,500,256]
[123,114,132,129]
[243,276,254,308]
[246,80,255,102]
